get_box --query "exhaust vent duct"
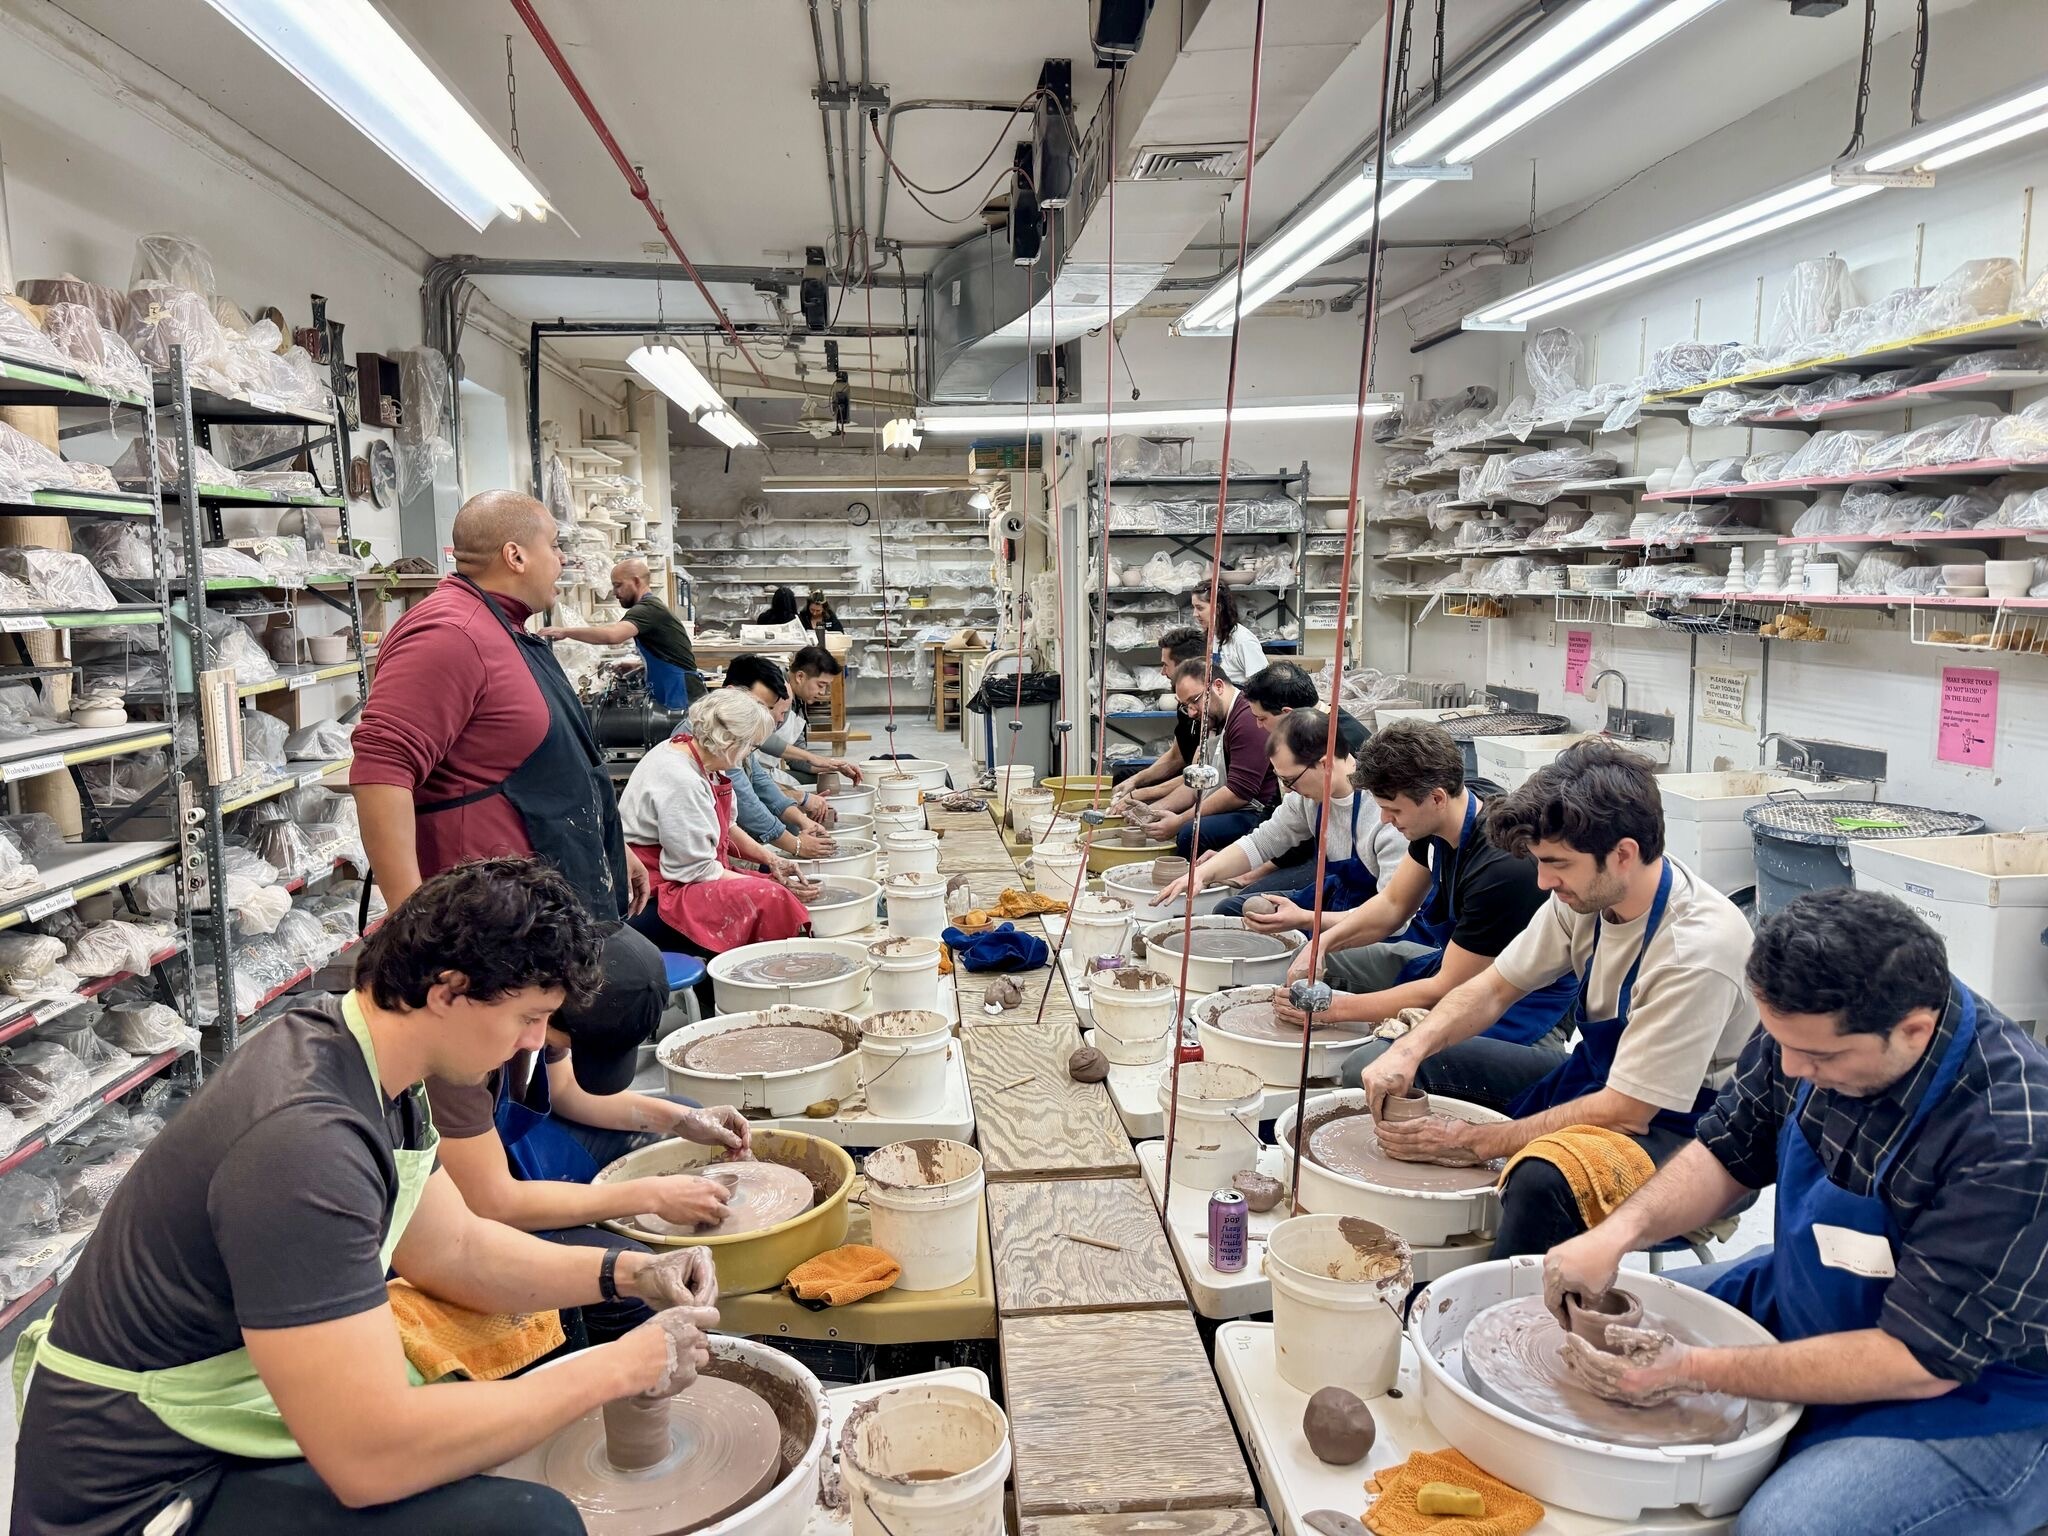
[1129,142,1247,181]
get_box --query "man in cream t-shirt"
[1351,739,1758,1259]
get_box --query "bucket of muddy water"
[884,872,950,941]
[1022,843,1087,905]
[881,831,941,876]
[1088,965,1177,1063]
[840,1382,1011,1536]
[864,1138,983,1291]
[1006,786,1054,832]
[858,1010,952,1119]
[1159,1060,1264,1188]
[991,765,1036,819]
[1060,893,1132,980]
[868,936,941,1012]
[1265,1213,1412,1396]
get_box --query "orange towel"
[387,1282,563,1383]
[1498,1124,1656,1231]
[785,1244,901,1307]
[1365,1448,1544,1536]
[997,888,1068,917]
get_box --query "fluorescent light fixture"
[1465,177,1879,329]
[1179,0,1722,336]
[201,0,549,231]
[918,395,1401,435]
[628,344,759,448]
[1864,80,2048,172]
[760,476,972,494]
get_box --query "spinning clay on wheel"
[1302,1386,1376,1465]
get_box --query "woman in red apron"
[619,688,813,957]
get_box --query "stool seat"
[662,952,707,992]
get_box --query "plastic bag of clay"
[0,935,68,993]
[110,431,237,492]
[71,519,160,580]
[0,302,78,378]
[233,937,301,996]
[1884,564,1947,597]
[1915,489,1999,532]
[122,280,226,377]
[1524,328,1585,412]
[397,348,455,502]
[0,421,85,505]
[38,303,149,401]
[209,624,276,689]
[1768,256,1856,362]
[248,536,308,590]
[283,720,352,763]
[1989,399,2048,464]
[237,883,293,937]
[0,549,114,612]
[1112,436,1183,477]
[54,1143,143,1231]
[273,908,334,969]
[1862,418,1996,472]
[0,814,63,868]
[1845,548,1913,595]
[1782,430,1879,482]
[1909,257,2021,336]
[216,424,306,476]
[18,277,130,334]
[1687,389,1753,428]
[0,1228,74,1301]
[65,920,166,981]
[253,821,322,883]
[1870,493,1943,535]
[1685,456,1744,489]
[36,1013,130,1074]
[130,234,217,297]
[0,1040,92,1120]
[194,962,263,1024]
[1645,340,1728,392]
[2000,487,2048,529]
[0,1171,59,1239]
[1940,345,2048,381]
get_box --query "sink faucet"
[1589,669,1628,736]
[1758,730,1826,780]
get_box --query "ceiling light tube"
[1863,80,2048,172]
[760,478,969,494]
[629,344,759,447]
[917,395,1402,435]
[201,0,549,231]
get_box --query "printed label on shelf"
[1905,881,1936,898]
[45,1105,99,1146]
[2,752,67,783]
[24,890,77,921]
[295,769,326,788]
[287,672,319,691]
[0,616,50,633]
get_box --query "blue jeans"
[1214,858,1316,917]
[1175,807,1267,859]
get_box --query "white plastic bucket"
[884,873,950,941]
[840,1382,1010,1536]
[864,1139,984,1291]
[1061,894,1132,981]
[1158,1060,1264,1187]
[858,1010,953,1118]
[872,805,925,838]
[1265,1213,1412,1397]
[991,765,1036,817]
[1023,844,1087,905]
[876,775,923,811]
[1006,786,1054,832]
[1088,965,1177,1063]
[891,759,950,792]
[868,936,942,1012]
[882,832,941,875]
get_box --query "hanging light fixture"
[916,395,1401,435]
[629,344,760,447]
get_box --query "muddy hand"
[1542,1233,1622,1332]
[640,1173,732,1230]
[623,1307,716,1399]
[628,1242,722,1312]
[1373,1112,1482,1167]
[795,828,837,859]
[680,1104,752,1157]
[1356,1051,1416,1123]
[1557,1327,1703,1406]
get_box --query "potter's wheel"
[637,1160,817,1238]
[1215,999,1365,1043]
[1462,1296,1748,1449]
[1304,1108,1497,1195]
[499,1375,780,1533]
[723,952,861,987]
[805,880,871,907]
[1181,930,1289,959]
[681,1025,849,1074]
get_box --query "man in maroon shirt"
[1147,657,1282,858]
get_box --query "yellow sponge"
[1416,1482,1486,1517]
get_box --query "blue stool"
[660,953,708,1037]
[663,953,707,993]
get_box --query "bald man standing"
[538,557,703,708]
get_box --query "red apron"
[628,738,811,953]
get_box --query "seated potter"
[1159,708,1406,919]
[1144,659,1282,859]
[1543,889,2048,1536]
[12,859,721,1536]
[618,687,816,964]
[1110,627,1211,811]
[1209,666,1349,913]
[1338,740,1756,1259]
[1256,721,1575,1050]
[721,655,839,859]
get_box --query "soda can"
[1208,1188,1248,1274]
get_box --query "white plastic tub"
[884,871,950,941]
[658,1006,862,1115]
[991,765,1035,818]
[875,774,923,811]
[803,876,880,938]
[890,758,951,792]
[1023,844,1088,905]
[881,831,941,876]
[1411,1256,1800,1520]
[864,1139,985,1292]
[1266,1213,1412,1396]
[871,806,925,839]
[1138,916,1303,994]
[1089,965,1177,1064]
[1059,893,1133,981]
[1475,732,1667,792]
[708,938,874,1013]
[858,1010,953,1119]
[1275,1089,1509,1247]
[1852,831,2048,1020]
[840,1381,1010,1536]
[1102,859,1231,917]
[824,785,876,819]
[809,838,880,883]
[869,935,942,1012]
[1192,985,1372,1085]
[1005,786,1054,832]
[1158,1060,1265,1187]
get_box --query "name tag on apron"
[1814,1223,1896,1279]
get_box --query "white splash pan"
[708,937,875,1014]
[1101,859,1231,917]
[1136,915,1305,994]
[658,1006,862,1116]
[1411,1256,1800,1521]
[1274,1088,1507,1247]
[502,1335,828,1536]
[805,838,879,883]
[802,876,881,938]
[1191,985,1374,1085]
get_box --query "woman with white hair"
[620,688,815,957]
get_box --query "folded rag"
[784,1243,902,1308]
[942,921,1049,972]
[387,1282,564,1383]
[1364,1448,1544,1535]
[1498,1124,1656,1231]
[996,888,1068,917]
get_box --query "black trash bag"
[968,672,1062,713]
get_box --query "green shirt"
[622,595,704,702]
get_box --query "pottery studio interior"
[5,0,2048,1532]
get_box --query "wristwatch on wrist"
[599,1247,622,1302]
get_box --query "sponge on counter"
[1415,1483,1487,1517]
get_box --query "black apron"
[414,576,630,923]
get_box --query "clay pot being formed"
[1150,856,1189,888]
[1380,1089,1430,1123]
[1565,1288,1643,1353]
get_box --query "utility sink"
[1476,732,1669,791]
[1658,772,1873,896]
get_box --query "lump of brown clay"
[983,976,1023,1012]
[1302,1386,1376,1465]
[1067,1046,1110,1083]
[1232,1169,1284,1213]
[1242,894,1279,918]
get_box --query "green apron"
[12,993,439,1458]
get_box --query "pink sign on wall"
[1565,630,1593,694]
[1937,666,1998,767]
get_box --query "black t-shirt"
[622,596,704,700]
[1406,797,1548,958]
[14,995,431,1536]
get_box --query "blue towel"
[941,922,1049,972]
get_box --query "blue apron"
[1504,860,1707,1134]
[494,1050,601,1185]
[1288,794,1379,914]
[635,638,699,710]
[1704,984,2048,1445]
[1392,794,1575,1045]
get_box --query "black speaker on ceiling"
[1034,59,1075,208]
[1090,0,1155,63]
[800,245,829,331]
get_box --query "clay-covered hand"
[1373,1111,1483,1167]
[1557,1327,1705,1406]
[637,1173,733,1231]
[677,1104,752,1157]
[794,828,838,858]
[1286,943,1319,985]
[625,851,652,916]
[828,759,864,784]
[1542,1233,1623,1332]
[1356,1050,1418,1123]
[809,799,838,828]
[627,1241,722,1312]
[620,1306,718,1399]
[1156,872,1193,903]
[1270,988,1312,1032]
[1243,894,1310,934]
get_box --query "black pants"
[626,906,718,1018]
[555,922,666,1096]
[193,1459,581,1534]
